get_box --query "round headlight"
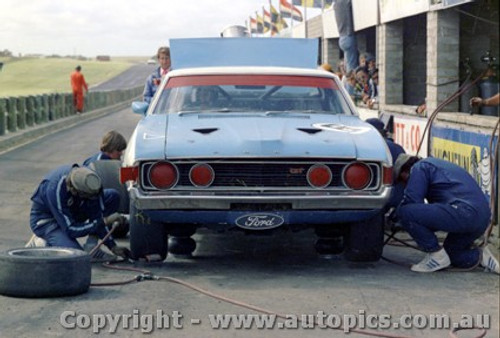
[343,162,372,190]
[148,162,178,189]
[189,163,215,187]
[307,164,332,188]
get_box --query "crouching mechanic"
[26,165,130,262]
[393,154,499,274]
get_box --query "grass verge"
[0,57,139,97]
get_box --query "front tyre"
[129,202,168,262]
[344,211,384,262]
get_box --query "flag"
[263,7,272,33]
[279,0,303,21]
[292,0,322,8]
[270,4,280,35]
[256,12,265,33]
[324,0,334,9]
[249,16,258,34]
[279,16,289,30]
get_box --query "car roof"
[166,66,338,79]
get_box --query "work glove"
[103,212,122,226]
[111,246,131,259]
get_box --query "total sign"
[393,115,428,157]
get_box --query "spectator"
[83,130,127,166]
[367,68,379,109]
[355,66,371,105]
[359,53,367,71]
[25,165,130,262]
[365,53,377,76]
[336,58,346,80]
[393,155,499,274]
[343,70,363,103]
[70,65,88,114]
[320,63,334,73]
[143,46,171,103]
[334,0,359,73]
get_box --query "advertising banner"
[392,115,429,157]
[431,125,498,199]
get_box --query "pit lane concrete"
[0,105,498,338]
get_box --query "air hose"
[86,227,488,338]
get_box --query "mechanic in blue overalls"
[83,130,127,166]
[143,46,171,103]
[26,165,130,262]
[366,118,405,208]
[393,154,499,274]
[83,130,129,240]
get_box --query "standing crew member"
[26,165,130,262]
[393,155,499,274]
[70,65,89,113]
[143,46,171,103]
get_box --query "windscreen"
[152,75,354,116]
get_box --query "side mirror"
[131,101,149,116]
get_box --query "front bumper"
[129,186,391,211]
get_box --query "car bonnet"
[163,113,389,161]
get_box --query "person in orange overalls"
[70,65,88,113]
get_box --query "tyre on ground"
[0,247,91,298]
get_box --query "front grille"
[140,160,380,191]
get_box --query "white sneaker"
[411,248,451,272]
[481,246,500,275]
[83,242,116,263]
[25,234,47,248]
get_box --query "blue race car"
[121,38,392,262]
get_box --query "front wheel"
[344,211,384,262]
[129,202,168,262]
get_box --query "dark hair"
[365,118,386,137]
[355,66,367,75]
[401,157,420,175]
[100,130,127,153]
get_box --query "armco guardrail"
[0,87,143,136]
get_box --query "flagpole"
[304,2,308,37]
[269,0,273,37]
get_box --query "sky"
[0,0,322,57]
